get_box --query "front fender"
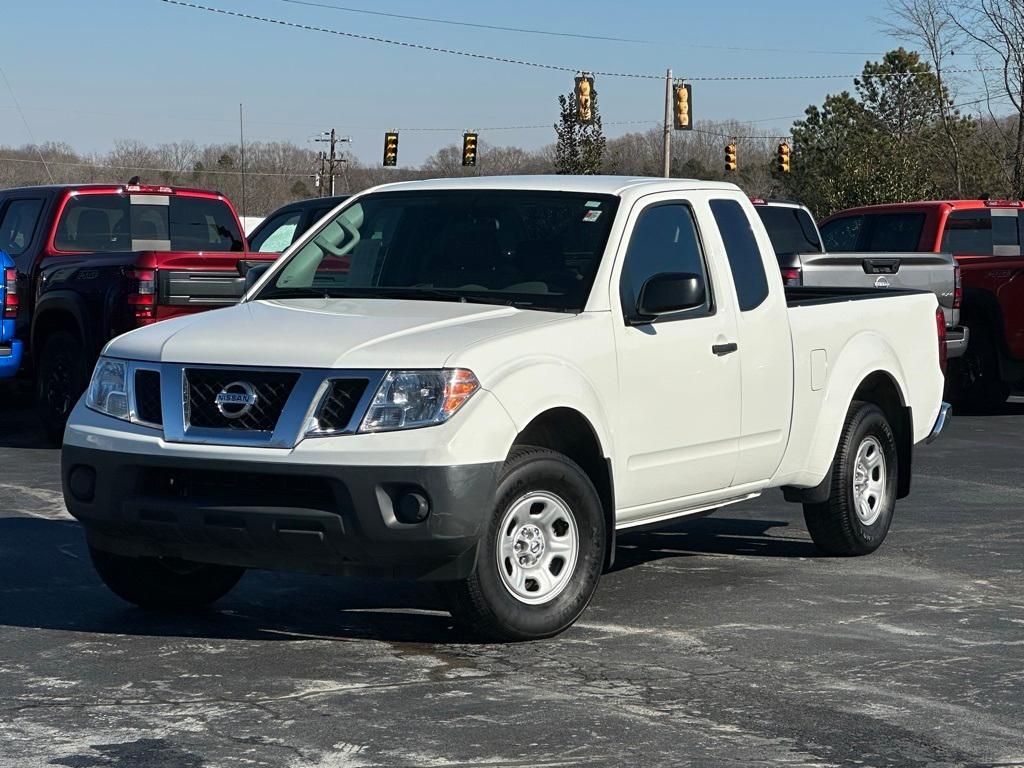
[485,357,614,460]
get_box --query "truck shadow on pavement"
[0,513,816,644]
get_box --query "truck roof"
[368,175,742,197]
[0,182,226,197]
[825,199,1023,217]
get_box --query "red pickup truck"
[0,182,275,437]
[820,199,1024,410]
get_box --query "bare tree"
[944,0,1024,195]
[887,0,967,194]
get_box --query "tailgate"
[799,250,957,319]
[154,253,276,308]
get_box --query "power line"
[272,0,887,56]
[0,65,54,183]
[273,0,658,45]
[160,1,1001,82]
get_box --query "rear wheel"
[90,547,245,610]
[803,401,897,557]
[948,326,1010,413]
[36,330,89,443]
[443,446,606,641]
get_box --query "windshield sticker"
[582,210,603,223]
[585,200,603,208]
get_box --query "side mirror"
[635,272,706,321]
[240,262,272,294]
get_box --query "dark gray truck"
[752,198,968,359]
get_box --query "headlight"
[85,357,130,421]
[357,369,479,433]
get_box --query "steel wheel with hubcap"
[852,435,888,526]
[804,400,898,556]
[497,491,579,605]
[444,446,605,641]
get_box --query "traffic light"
[777,141,791,174]
[383,132,399,167]
[575,74,595,125]
[462,132,479,167]
[724,143,738,173]
[673,83,692,131]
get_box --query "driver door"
[611,194,742,524]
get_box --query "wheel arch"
[783,365,912,504]
[31,292,92,364]
[510,407,616,570]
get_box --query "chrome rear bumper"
[926,402,952,444]
[946,326,969,359]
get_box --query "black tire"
[36,330,90,443]
[442,446,606,641]
[948,326,1010,413]
[803,401,898,557]
[90,546,245,610]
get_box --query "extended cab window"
[54,194,243,252]
[250,210,302,253]
[0,198,44,256]
[619,203,711,319]
[711,199,770,312]
[260,191,619,313]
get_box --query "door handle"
[712,342,738,356]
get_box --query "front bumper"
[0,339,23,379]
[62,444,502,581]
[946,326,969,359]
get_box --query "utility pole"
[239,103,247,219]
[662,69,672,179]
[315,129,351,197]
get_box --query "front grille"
[185,368,299,431]
[316,379,369,432]
[134,369,163,426]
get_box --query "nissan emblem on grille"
[214,381,258,420]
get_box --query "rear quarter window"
[820,216,864,252]
[711,199,770,312]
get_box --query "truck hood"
[106,298,568,369]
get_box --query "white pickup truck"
[62,176,949,640]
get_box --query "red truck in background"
[0,182,276,438]
[820,199,1024,410]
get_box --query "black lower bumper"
[61,445,501,581]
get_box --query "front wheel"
[36,330,89,444]
[90,547,245,610]
[803,401,898,556]
[443,446,606,641]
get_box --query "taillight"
[953,264,962,310]
[126,268,157,321]
[3,267,17,320]
[780,266,803,286]
[936,306,947,374]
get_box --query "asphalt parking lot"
[1,392,1022,768]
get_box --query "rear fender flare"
[797,332,910,488]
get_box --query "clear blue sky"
[2,0,923,165]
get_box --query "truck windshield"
[257,190,620,312]
[754,206,822,256]
[54,193,243,253]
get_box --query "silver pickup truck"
[752,199,968,358]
